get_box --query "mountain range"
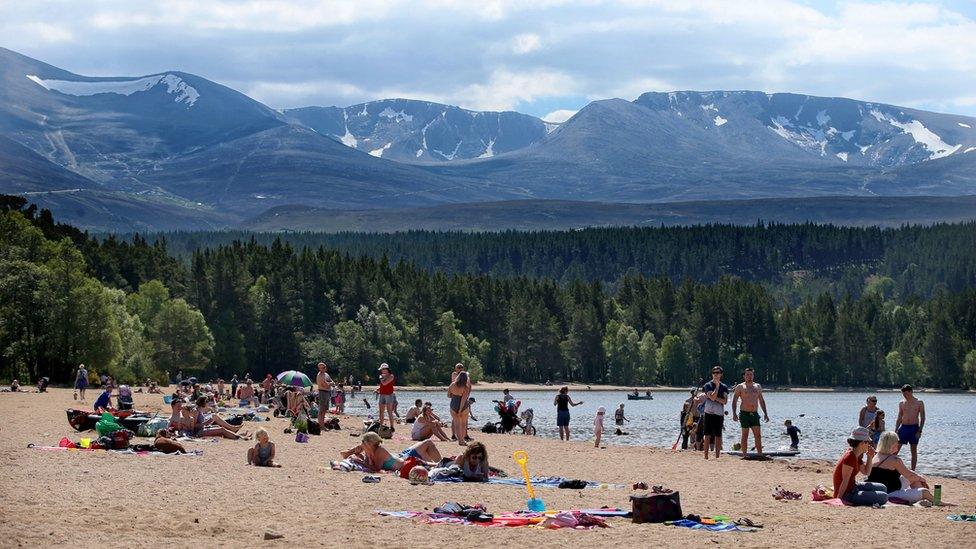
[1,47,974,231]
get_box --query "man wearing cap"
[702,364,729,460]
[895,384,925,470]
[316,362,334,430]
[732,367,770,456]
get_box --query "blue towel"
[668,519,741,532]
[431,475,615,489]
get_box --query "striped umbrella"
[276,370,312,388]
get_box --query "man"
[702,365,729,460]
[261,374,274,404]
[237,381,255,406]
[502,388,515,405]
[93,385,113,412]
[895,384,925,470]
[731,367,770,456]
[316,362,334,430]
[230,375,239,401]
[404,399,423,423]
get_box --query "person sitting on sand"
[404,399,424,423]
[286,388,309,418]
[866,431,934,504]
[237,381,256,407]
[455,441,490,481]
[339,432,441,472]
[187,396,250,439]
[248,427,281,467]
[153,428,187,454]
[412,402,451,441]
[93,386,113,412]
[832,427,888,506]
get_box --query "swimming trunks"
[739,410,760,429]
[897,424,920,445]
[318,389,331,408]
[703,413,724,437]
[399,448,423,460]
[378,393,396,406]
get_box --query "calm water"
[343,389,976,480]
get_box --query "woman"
[188,396,250,439]
[858,396,883,444]
[377,364,397,430]
[412,402,451,442]
[448,371,472,446]
[832,426,888,506]
[454,441,490,481]
[867,431,934,504]
[553,386,583,441]
[339,432,441,473]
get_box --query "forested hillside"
[3,195,975,388]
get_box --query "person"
[36,377,49,393]
[237,381,256,407]
[451,362,463,384]
[93,386,113,412]
[832,426,887,506]
[448,371,472,446]
[100,373,108,387]
[594,406,606,448]
[466,397,478,422]
[702,365,728,459]
[339,432,441,472]
[230,375,239,400]
[74,364,89,401]
[261,374,274,404]
[377,363,397,430]
[502,388,515,405]
[334,383,346,413]
[153,429,187,454]
[680,388,696,449]
[316,362,334,430]
[553,386,583,441]
[868,410,886,446]
[858,395,882,444]
[454,441,490,481]
[404,399,424,423]
[9,379,20,392]
[614,403,629,428]
[867,431,934,504]
[175,371,183,386]
[169,397,189,435]
[248,427,281,467]
[731,367,770,456]
[785,419,801,450]
[188,396,250,439]
[286,387,310,418]
[217,378,225,398]
[895,384,925,470]
[412,402,451,441]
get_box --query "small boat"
[626,393,654,400]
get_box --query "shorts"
[556,410,570,427]
[378,393,396,406]
[399,448,423,460]
[318,389,332,408]
[897,424,920,445]
[703,413,724,438]
[739,410,760,429]
[75,379,88,390]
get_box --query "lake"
[342,389,976,480]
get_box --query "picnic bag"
[630,491,682,523]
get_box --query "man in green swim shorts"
[732,368,770,457]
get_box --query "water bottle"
[933,484,942,506]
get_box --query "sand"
[1,388,973,548]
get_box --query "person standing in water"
[731,367,770,456]
[858,395,883,444]
[702,365,728,460]
[895,384,925,470]
[554,386,583,441]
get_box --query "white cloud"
[24,23,74,43]
[454,69,576,111]
[512,33,542,54]
[543,109,578,122]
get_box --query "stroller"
[116,385,134,411]
[492,399,522,433]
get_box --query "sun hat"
[849,427,872,442]
[378,363,390,371]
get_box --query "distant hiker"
[702,365,728,460]
[731,367,770,456]
[785,419,801,450]
[895,384,925,470]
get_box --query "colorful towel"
[811,498,851,507]
[947,515,976,522]
[431,475,624,489]
[667,519,742,532]
[377,510,610,529]
[29,445,202,457]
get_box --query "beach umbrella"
[276,370,312,388]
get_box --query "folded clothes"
[377,509,611,529]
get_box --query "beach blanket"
[811,498,851,507]
[29,445,202,457]
[431,475,624,489]
[947,514,976,522]
[666,519,743,532]
[377,509,611,529]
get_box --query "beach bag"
[138,417,170,437]
[365,421,393,439]
[98,429,133,450]
[631,491,682,523]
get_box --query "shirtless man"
[895,384,925,470]
[237,381,255,406]
[731,367,770,456]
[316,362,334,430]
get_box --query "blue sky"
[2,0,973,121]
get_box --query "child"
[594,406,606,448]
[868,410,885,445]
[247,427,281,467]
[785,419,801,450]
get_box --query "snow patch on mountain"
[870,110,960,159]
[369,142,391,157]
[26,73,199,106]
[959,123,972,129]
[769,116,827,155]
[544,122,560,134]
[379,107,413,123]
[965,147,976,154]
[836,152,848,162]
[478,138,495,158]
[340,111,358,147]
[816,110,831,126]
[714,115,727,127]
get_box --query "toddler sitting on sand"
[247,427,281,467]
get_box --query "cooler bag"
[631,491,682,523]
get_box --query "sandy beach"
[0,388,972,548]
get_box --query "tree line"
[2,195,974,389]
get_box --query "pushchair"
[116,385,134,411]
[492,399,522,433]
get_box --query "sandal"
[735,517,763,528]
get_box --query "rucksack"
[631,491,682,523]
[481,422,498,434]
[364,421,393,439]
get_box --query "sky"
[1,0,974,121]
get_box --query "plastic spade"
[513,450,545,512]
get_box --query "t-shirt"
[832,448,861,498]
[378,375,395,395]
[93,390,112,411]
[702,382,728,416]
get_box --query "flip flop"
[735,517,763,528]
[362,475,381,483]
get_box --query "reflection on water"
[343,389,976,480]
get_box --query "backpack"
[364,421,393,439]
[630,491,682,523]
[481,422,498,434]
